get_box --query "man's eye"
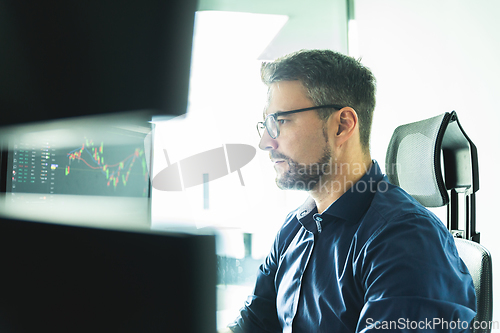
[277,119,287,125]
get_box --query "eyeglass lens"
[265,116,278,138]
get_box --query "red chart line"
[71,156,103,170]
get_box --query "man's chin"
[275,174,291,190]
[275,176,312,191]
[275,171,325,191]
[275,181,294,190]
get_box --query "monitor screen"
[0,125,153,229]
[5,128,150,198]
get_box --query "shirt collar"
[296,197,317,221]
[296,160,385,225]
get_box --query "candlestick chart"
[63,138,149,197]
[6,130,150,198]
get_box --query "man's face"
[259,81,333,191]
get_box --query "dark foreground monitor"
[0,0,197,126]
[0,217,216,333]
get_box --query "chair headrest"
[385,111,478,208]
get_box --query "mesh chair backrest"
[455,238,493,333]
[385,113,450,207]
[386,112,489,331]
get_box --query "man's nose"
[259,130,278,151]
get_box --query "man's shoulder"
[361,179,449,240]
[370,179,437,222]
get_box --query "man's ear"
[329,107,358,146]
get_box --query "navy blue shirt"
[230,161,476,332]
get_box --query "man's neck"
[310,157,373,214]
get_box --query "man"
[224,50,476,332]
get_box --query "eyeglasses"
[256,104,345,139]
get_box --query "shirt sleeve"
[356,213,477,332]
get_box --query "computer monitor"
[0,216,216,333]
[0,0,197,126]
[4,127,150,197]
[0,124,154,230]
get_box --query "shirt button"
[313,213,323,222]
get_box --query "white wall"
[198,0,348,60]
[356,0,500,322]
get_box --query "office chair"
[385,111,492,333]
